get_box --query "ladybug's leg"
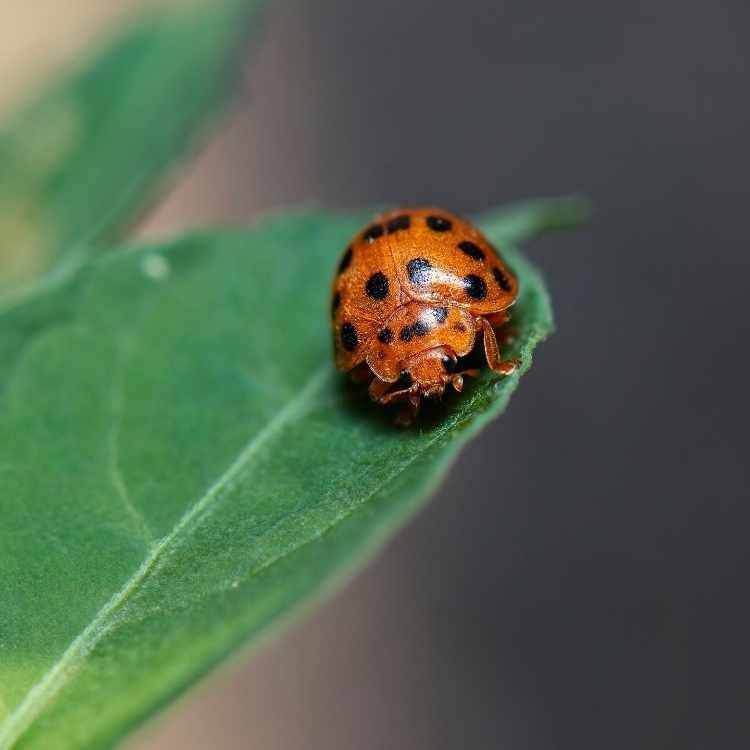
[394,398,420,427]
[476,316,520,376]
[368,375,392,402]
[378,384,419,406]
[485,310,510,327]
[396,391,420,427]
[447,372,478,393]
[377,384,421,426]
[439,347,479,393]
[484,310,516,346]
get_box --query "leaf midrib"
[0,363,332,749]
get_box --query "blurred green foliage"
[0,0,264,303]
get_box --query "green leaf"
[0,199,582,750]
[479,195,591,244]
[0,0,265,303]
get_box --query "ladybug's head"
[401,347,459,400]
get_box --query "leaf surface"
[0,0,264,302]
[0,199,584,750]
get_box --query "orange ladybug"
[332,207,520,425]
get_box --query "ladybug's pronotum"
[332,208,519,425]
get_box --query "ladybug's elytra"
[332,207,520,425]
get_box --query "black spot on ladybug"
[331,292,341,316]
[412,319,430,337]
[399,325,414,342]
[338,247,352,273]
[441,355,457,373]
[407,257,432,286]
[386,214,411,233]
[362,224,384,243]
[426,215,452,232]
[453,322,467,333]
[493,267,512,292]
[458,240,485,261]
[341,322,358,351]
[365,271,389,300]
[378,327,394,344]
[396,370,413,388]
[463,274,487,300]
[432,306,448,324]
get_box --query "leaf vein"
[0,364,332,749]
[107,330,154,547]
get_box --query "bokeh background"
[3,1,748,748]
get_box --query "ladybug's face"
[401,348,452,399]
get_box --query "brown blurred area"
[5,1,750,749]
[0,1,148,113]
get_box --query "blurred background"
[3,1,748,748]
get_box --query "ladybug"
[331,207,520,425]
